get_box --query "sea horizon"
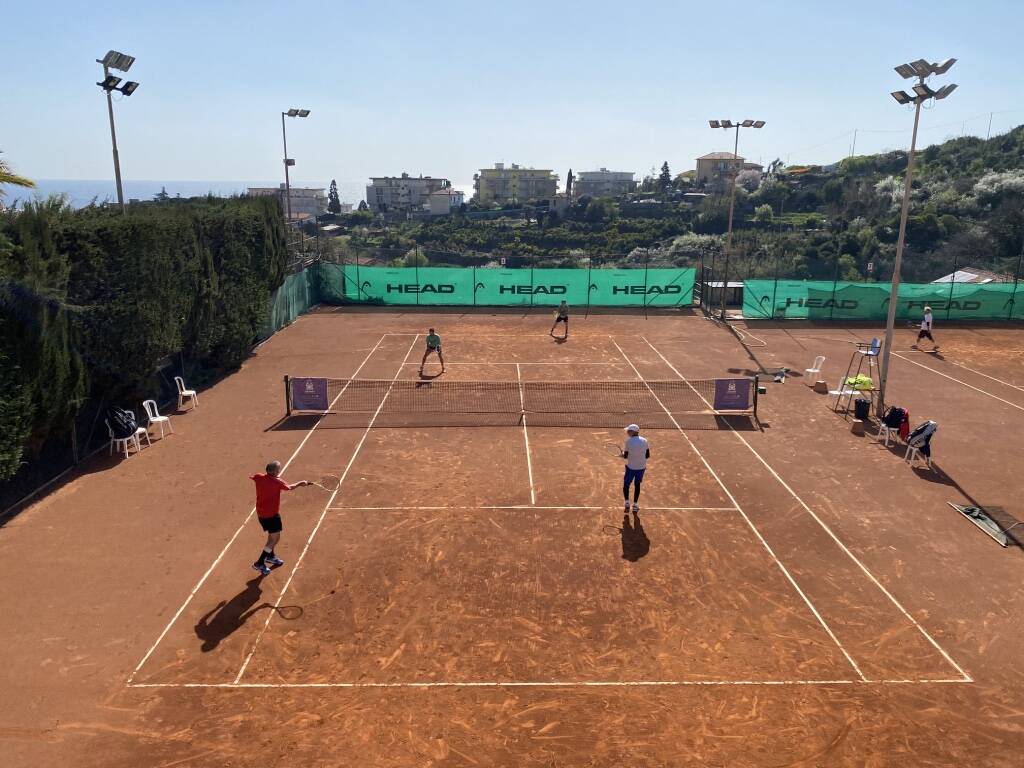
[2,178,477,210]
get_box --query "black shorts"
[258,514,283,533]
[425,345,441,354]
[555,316,568,323]
[917,329,934,341]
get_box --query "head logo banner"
[291,377,328,411]
[713,378,751,410]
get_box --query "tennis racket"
[310,473,341,491]
[605,442,624,458]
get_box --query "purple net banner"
[290,377,328,411]
[713,378,751,411]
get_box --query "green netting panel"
[318,265,695,308]
[259,267,317,340]
[743,280,1024,321]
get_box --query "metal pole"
[103,64,126,214]
[1010,248,1023,321]
[281,112,293,223]
[722,123,741,321]
[947,253,957,321]
[877,85,924,417]
[850,128,858,157]
[987,112,993,141]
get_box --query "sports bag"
[106,406,138,439]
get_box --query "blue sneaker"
[266,556,285,568]
[252,562,271,576]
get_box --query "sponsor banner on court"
[743,279,1024,321]
[291,377,328,411]
[324,265,695,307]
[713,378,751,411]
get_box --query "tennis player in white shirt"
[621,424,650,513]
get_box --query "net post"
[753,374,759,421]
[284,375,291,417]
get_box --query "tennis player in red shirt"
[250,461,309,576]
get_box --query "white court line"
[892,352,1024,412]
[933,357,1024,392]
[610,338,867,682]
[642,336,973,683]
[126,677,969,689]
[125,334,389,685]
[516,363,537,505]
[233,335,421,684]
[327,505,738,511]
[400,362,624,366]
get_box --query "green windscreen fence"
[317,263,695,308]
[743,279,1024,321]
[259,266,318,340]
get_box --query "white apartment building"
[574,168,637,198]
[366,173,452,213]
[247,184,326,219]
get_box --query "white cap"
[625,423,640,433]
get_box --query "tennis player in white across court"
[621,424,650,513]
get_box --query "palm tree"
[0,152,35,193]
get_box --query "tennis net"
[285,376,758,422]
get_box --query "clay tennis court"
[3,308,1024,766]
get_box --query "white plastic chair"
[878,424,899,447]
[828,373,857,405]
[175,376,198,410]
[127,410,152,450]
[805,355,825,382]
[905,440,933,469]
[107,419,140,458]
[143,399,172,438]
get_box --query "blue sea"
[1,179,367,209]
[2,178,476,210]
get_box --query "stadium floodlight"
[99,50,135,72]
[281,108,313,221]
[95,50,140,214]
[910,58,932,77]
[706,115,767,320]
[97,74,122,91]
[877,56,958,417]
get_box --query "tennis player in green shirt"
[419,328,445,375]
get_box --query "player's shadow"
[418,370,443,381]
[621,513,651,562]
[194,576,267,652]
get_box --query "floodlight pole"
[877,78,924,417]
[722,123,741,321]
[281,112,293,222]
[101,63,126,214]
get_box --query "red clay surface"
[2,308,1024,767]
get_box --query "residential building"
[474,163,558,204]
[365,173,451,213]
[247,184,326,219]
[428,187,465,215]
[574,168,637,198]
[695,153,762,189]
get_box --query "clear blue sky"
[3,0,1022,186]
